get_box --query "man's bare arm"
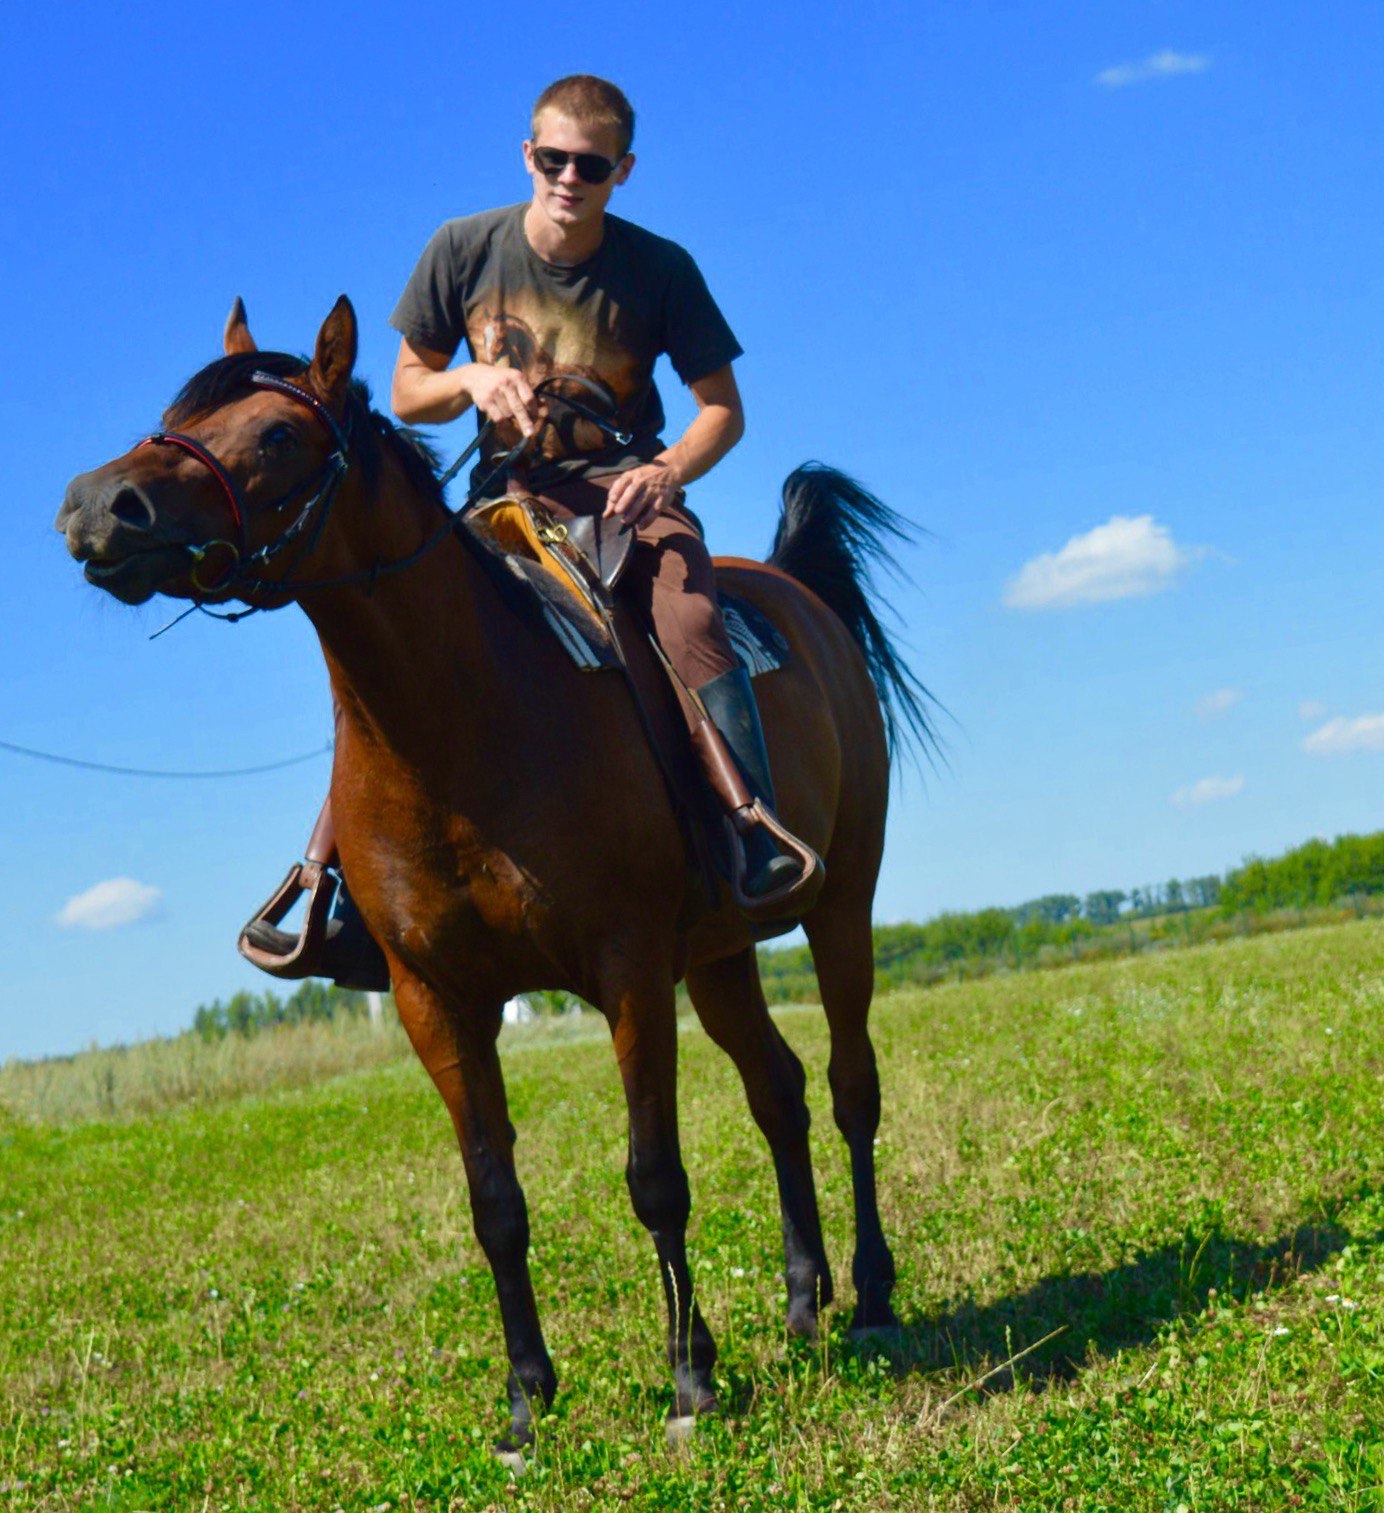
[391,337,542,438]
[655,364,744,487]
[604,364,745,526]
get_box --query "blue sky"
[3,1,1382,1059]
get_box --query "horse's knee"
[625,1148,691,1235]
[828,1047,881,1140]
[753,1041,812,1144]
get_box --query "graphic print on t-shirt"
[468,289,645,463]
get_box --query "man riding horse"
[242,73,822,988]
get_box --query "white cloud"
[56,877,163,931]
[1302,715,1384,756]
[1298,700,1327,721]
[1003,515,1204,610]
[1097,50,1211,88]
[1171,774,1245,808]
[1196,688,1243,720]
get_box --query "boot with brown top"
[692,666,825,921]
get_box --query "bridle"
[139,371,352,601]
[141,369,631,634]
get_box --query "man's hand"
[603,462,683,531]
[462,363,544,439]
[390,339,550,434]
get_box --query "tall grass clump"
[0,1010,412,1126]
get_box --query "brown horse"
[56,297,930,1451]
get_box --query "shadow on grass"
[875,1209,1381,1394]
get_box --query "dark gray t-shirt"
[390,204,743,493]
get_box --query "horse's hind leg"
[392,977,557,1454]
[804,895,899,1333]
[686,948,834,1337]
[601,968,719,1427]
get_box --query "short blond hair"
[531,75,635,157]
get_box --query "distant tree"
[1084,891,1128,927]
[1185,875,1222,908]
[193,1001,226,1040]
[1026,894,1080,925]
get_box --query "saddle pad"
[463,503,788,679]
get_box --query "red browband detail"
[138,432,245,540]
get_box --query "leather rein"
[143,370,631,633]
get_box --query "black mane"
[164,349,445,508]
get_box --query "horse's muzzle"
[57,469,190,604]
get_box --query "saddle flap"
[564,512,635,592]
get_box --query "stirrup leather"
[237,860,339,978]
[726,800,825,923]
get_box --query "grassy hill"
[2,921,1383,1509]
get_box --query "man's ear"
[309,295,358,404]
[223,296,257,355]
[614,152,635,187]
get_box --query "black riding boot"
[697,667,819,900]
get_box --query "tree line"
[192,981,367,1039]
[757,828,1384,1002]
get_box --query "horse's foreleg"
[392,978,557,1450]
[603,972,719,1424]
[804,899,900,1334]
[686,948,834,1338]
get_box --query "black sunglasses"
[531,146,622,186]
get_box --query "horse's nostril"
[110,486,154,529]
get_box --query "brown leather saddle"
[468,495,635,602]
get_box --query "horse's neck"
[299,460,521,773]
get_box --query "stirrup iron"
[726,801,825,923]
[237,860,339,978]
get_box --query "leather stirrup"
[237,860,339,979]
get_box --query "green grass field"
[2,921,1382,1510]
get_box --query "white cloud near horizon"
[1172,774,1245,808]
[1298,700,1327,721]
[1097,50,1210,89]
[1302,715,1384,756]
[1196,688,1243,720]
[56,877,163,931]
[1003,515,1204,610]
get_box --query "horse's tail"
[768,462,935,761]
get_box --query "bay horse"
[57,297,930,1451]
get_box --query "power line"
[0,737,333,780]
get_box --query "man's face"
[523,110,632,232]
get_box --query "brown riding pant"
[525,473,738,692]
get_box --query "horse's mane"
[164,350,446,509]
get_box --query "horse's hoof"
[848,1322,903,1347]
[665,1414,699,1449]
[786,1304,820,1341]
[493,1444,527,1475]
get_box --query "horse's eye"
[260,423,298,455]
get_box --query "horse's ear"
[310,295,358,403]
[223,296,257,355]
